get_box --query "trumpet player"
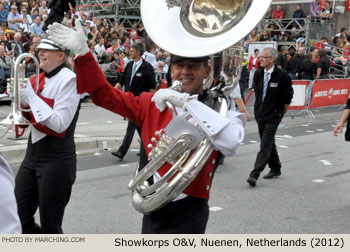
[14,38,81,234]
[47,20,246,234]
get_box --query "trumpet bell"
[0,53,40,126]
[141,0,272,57]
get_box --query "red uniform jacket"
[75,52,218,199]
[248,55,260,71]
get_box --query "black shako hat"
[170,54,210,64]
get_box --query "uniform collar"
[44,62,67,78]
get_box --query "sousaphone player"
[47,0,272,233]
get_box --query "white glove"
[47,19,89,56]
[151,89,190,112]
[20,83,35,105]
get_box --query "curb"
[0,137,122,165]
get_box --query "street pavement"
[1,94,349,234]
[63,129,350,234]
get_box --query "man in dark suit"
[247,47,293,187]
[112,42,156,161]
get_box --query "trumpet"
[1,53,40,125]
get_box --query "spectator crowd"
[0,0,173,94]
[0,0,349,95]
[245,0,350,82]
[248,1,334,44]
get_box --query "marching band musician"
[47,20,246,234]
[14,39,81,233]
[248,49,260,89]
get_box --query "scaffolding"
[75,0,141,27]
[258,17,335,51]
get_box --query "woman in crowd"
[299,53,315,80]
[247,29,259,42]
[332,40,348,66]
[259,29,271,41]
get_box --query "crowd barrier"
[290,78,350,118]
[308,79,350,109]
[244,78,350,119]
[289,80,311,110]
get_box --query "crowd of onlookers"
[0,0,50,93]
[0,0,349,95]
[248,1,334,43]
[0,0,174,94]
[245,0,350,82]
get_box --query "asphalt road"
[61,119,350,234]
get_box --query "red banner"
[309,79,350,109]
[347,0,350,12]
[289,80,311,110]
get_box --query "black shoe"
[263,170,281,179]
[247,177,257,187]
[111,150,125,160]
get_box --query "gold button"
[211,159,216,164]
[206,185,210,191]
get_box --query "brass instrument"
[1,53,40,125]
[128,0,272,214]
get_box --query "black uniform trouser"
[250,121,281,179]
[142,196,209,234]
[15,136,76,234]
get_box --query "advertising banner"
[309,79,350,109]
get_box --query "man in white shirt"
[94,38,105,60]
[30,16,43,36]
[7,5,22,31]
[15,39,81,234]
[19,7,32,25]
[142,42,157,69]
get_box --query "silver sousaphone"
[128,0,272,214]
